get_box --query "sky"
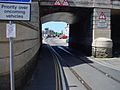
[42,21,67,33]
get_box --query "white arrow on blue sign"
[0,0,31,3]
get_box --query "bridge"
[0,0,120,89]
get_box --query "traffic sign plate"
[54,0,69,6]
[6,24,16,38]
[98,12,106,20]
[0,3,30,20]
[0,0,31,3]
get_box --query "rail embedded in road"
[47,45,67,90]
[53,46,92,90]
[58,46,120,84]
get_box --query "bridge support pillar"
[92,8,113,58]
[69,13,92,56]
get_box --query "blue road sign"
[0,0,31,3]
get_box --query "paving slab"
[88,57,120,71]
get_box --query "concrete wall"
[92,8,112,58]
[0,2,40,90]
[112,0,120,9]
[40,0,119,8]
[92,8,111,40]
[40,0,120,9]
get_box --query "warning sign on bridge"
[97,11,108,28]
[54,0,69,6]
[98,12,106,20]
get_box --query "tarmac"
[24,44,120,90]
[24,45,56,90]
[43,38,120,72]
[88,56,120,71]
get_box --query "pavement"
[88,56,120,71]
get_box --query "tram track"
[50,46,93,90]
[47,45,67,90]
[47,45,120,90]
[57,46,120,84]
[67,65,92,90]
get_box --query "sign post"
[7,21,16,90]
[9,36,15,90]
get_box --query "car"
[59,34,68,39]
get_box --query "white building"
[63,24,69,36]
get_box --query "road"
[53,46,120,90]
[24,45,56,90]
[44,37,68,46]
[24,37,120,90]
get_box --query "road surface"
[24,38,120,90]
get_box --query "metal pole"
[9,21,15,90]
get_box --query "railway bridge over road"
[0,0,120,89]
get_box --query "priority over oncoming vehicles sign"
[0,3,30,20]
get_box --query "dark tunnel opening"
[41,6,93,56]
[69,8,93,56]
[111,10,120,56]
